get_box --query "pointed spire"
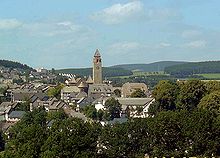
[78,81,87,88]
[94,49,101,57]
[70,77,76,84]
[86,75,94,84]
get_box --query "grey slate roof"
[61,86,80,93]
[0,102,18,113]
[77,97,95,108]
[13,93,33,101]
[9,111,26,119]
[117,98,154,106]
[88,84,113,94]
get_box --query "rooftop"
[9,111,26,119]
[94,49,101,57]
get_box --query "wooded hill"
[164,61,220,77]
[56,67,133,77]
[111,61,187,72]
[0,60,34,72]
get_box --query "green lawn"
[198,73,220,79]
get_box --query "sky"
[0,0,220,69]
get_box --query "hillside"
[0,59,34,72]
[56,67,133,77]
[111,61,187,72]
[164,61,220,77]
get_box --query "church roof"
[62,86,80,93]
[86,76,93,84]
[94,49,101,57]
[76,91,87,98]
[69,77,77,84]
[78,82,87,88]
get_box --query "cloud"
[0,19,97,68]
[147,8,181,21]
[0,19,23,29]
[159,42,171,47]
[184,40,207,49]
[20,21,86,37]
[181,30,202,39]
[90,1,143,24]
[107,41,143,55]
[108,41,173,54]
[90,1,181,24]
[57,21,72,26]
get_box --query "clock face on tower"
[96,66,100,70]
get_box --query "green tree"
[177,79,206,111]
[183,109,217,156]
[130,89,146,98]
[97,109,104,121]
[198,91,220,114]
[212,115,220,155]
[153,80,179,111]
[47,109,68,121]
[0,87,7,95]
[99,123,131,158]
[13,78,24,85]
[3,108,47,158]
[47,84,64,99]
[15,97,31,111]
[148,110,188,157]
[147,102,160,116]
[105,98,121,120]
[204,81,220,94]
[136,106,143,114]
[113,89,121,97]
[0,131,5,152]
[40,118,100,158]
[103,111,111,121]
[83,105,97,120]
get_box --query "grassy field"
[109,71,168,79]
[132,71,166,76]
[198,73,220,79]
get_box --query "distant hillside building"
[121,82,149,98]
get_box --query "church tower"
[93,49,102,84]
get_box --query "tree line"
[56,67,133,78]
[1,109,220,157]
[110,75,176,89]
[0,60,34,72]
[164,61,220,77]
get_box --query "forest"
[0,60,34,72]
[1,79,220,157]
[56,67,133,78]
[110,75,176,89]
[111,61,187,72]
[164,61,220,77]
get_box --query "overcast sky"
[0,0,220,69]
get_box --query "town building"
[93,49,102,84]
[61,49,114,105]
[121,82,149,98]
[117,97,155,118]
